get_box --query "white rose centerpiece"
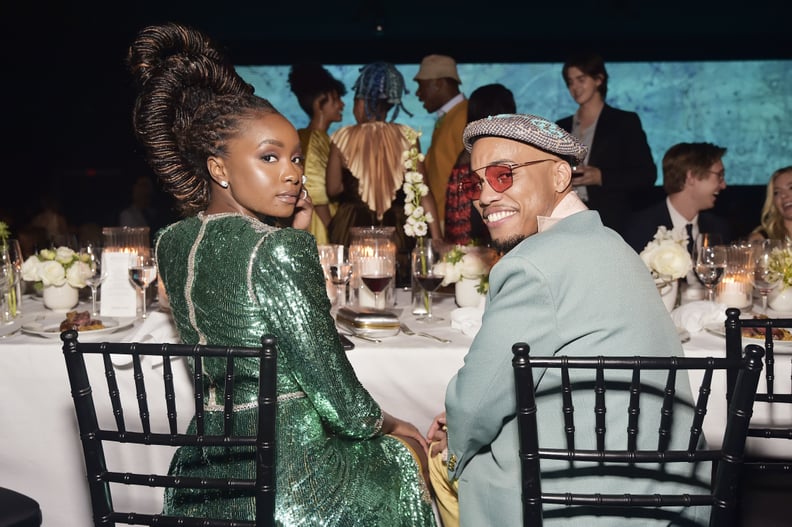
[21,246,92,288]
[434,244,499,307]
[639,226,693,283]
[639,226,693,311]
[435,245,495,293]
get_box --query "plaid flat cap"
[463,113,588,164]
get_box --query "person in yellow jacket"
[288,62,347,243]
[414,54,468,234]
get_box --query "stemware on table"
[128,254,158,319]
[1,239,23,320]
[0,258,12,326]
[752,239,783,314]
[329,261,354,309]
[81,244,107,317]
[360,257,394,310]
[411,240,445,322]
[695,244,727,302]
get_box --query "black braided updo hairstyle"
[126,22,279,216]
[352,61,413,122]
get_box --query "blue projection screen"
[238,60,792,187]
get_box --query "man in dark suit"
[623,142,731,256]
[556,51,657,236]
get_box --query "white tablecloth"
[677,305,792,459]
[0,290,472,526]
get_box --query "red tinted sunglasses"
[459,159,557,200]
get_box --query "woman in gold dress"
[287,62,346,244]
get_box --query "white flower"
[66,260,91,288]
[39,260,67,286]
[438,245,498,293]
[402,130,433,239]
[639,226,693,281]
[20,246,91,288]
[459,252,488,278]
[55,246,77,264]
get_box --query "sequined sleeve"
[252,228,384,438]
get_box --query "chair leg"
[0,487,42,527]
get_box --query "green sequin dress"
[155,213,436,526]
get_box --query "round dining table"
[0,289,472,526]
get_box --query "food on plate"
[742,315,792,341]
[59,311,106,332]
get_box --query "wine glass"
[0,258,13,325]
[128,254,158,319]
[360,257,394,310]
[329,261,354,309]
[1,239,23,319]
[411,241,445,321]
[695,245,727,302]
[753,239,782,313]
[82,244,106,317]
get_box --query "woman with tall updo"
[127,23,436,526]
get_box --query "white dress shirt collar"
[666,197,699,239]
[437,93,465,118]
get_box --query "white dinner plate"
[703,323,792,351]
[21,313,136,339]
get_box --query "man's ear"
[684,169,696,186]
[555,161,572,192]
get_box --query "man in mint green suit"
[427,114,710,526]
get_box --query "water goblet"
[1,241,22,321]
[695,245,727,302]
[81,244,106,317]
[753,239,782,313]
[411,241,445,321]
[128,254,158,319]
[329,261,354,308]
[360,257,394,310]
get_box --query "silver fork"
[400,323,451,344]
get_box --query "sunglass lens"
[460,177,481,200]
[485,165,513,193]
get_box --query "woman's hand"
[382,411,428,451]
[291,188,314,230]
[427,412,448,456]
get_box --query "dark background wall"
[2,1,789,244]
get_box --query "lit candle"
[717,279,751,308]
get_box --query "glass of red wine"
[360,257,394,310]
[411,241,445,321]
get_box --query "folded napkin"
[671,300,729,333]
[450,306,484,337]
[125,310,180,344]
[112,311,180,367]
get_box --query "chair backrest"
[61,330,277,527]
[512,342,764,527]
[725,307,792,466]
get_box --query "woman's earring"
[220,181,229,188]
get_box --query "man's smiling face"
[471,137,566,253]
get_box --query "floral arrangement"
[639,226,693,282]
[434,245,496,294]
[21,246,92,289]
[767,246,792,289]
[402,132,433,239]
